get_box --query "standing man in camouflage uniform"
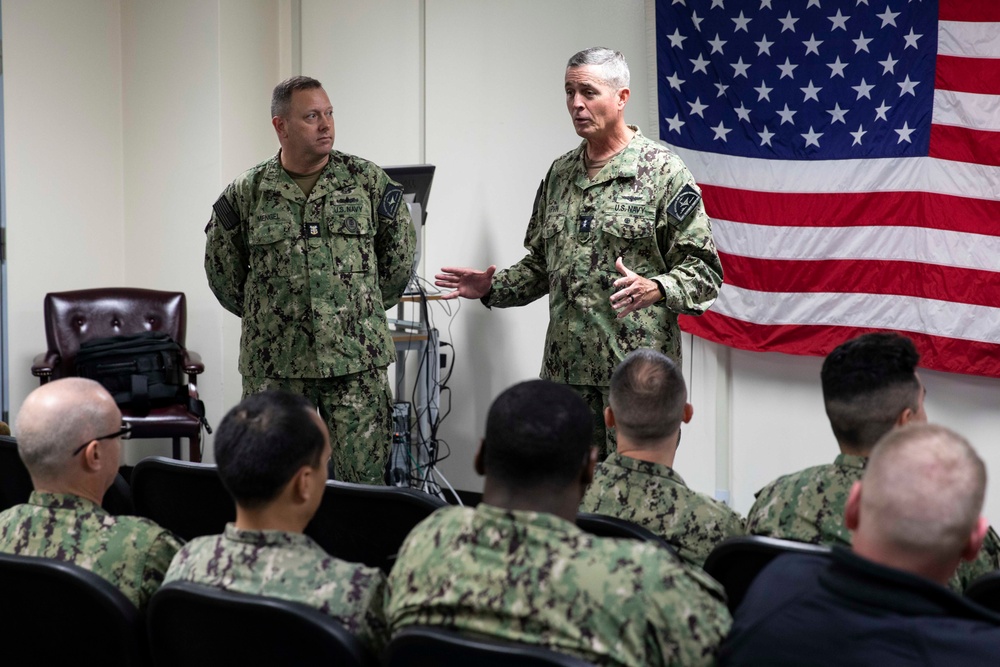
[165,390,388,653]
[581,349,743,567]
[435,48,722,456]
[0,378,181,610]
[205,76,415,484]
[385,380,730,666]
[746,332,1000,591]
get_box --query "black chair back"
[703,535,832,611]
[965,571,1000,613]
[384,626,594,667]
[131,456,233,541]
[576,512,677,554]
[305,480,447,573]
[0,436,32,512]
[147,580,375,667]
[0,552,146,665]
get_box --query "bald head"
[852,424,986,573]
[15,378,121,484]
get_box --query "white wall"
[3,0,1000,524]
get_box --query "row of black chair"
[0,551,592,666]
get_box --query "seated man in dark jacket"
[720,423,1000,666]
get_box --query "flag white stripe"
[713,220,1000,272]
[933,89,1000,132]
[668,147,1000,200]
[711,285,1000,344]
[938,20,1000,60]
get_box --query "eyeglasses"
[71,422,132,457]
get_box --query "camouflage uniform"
[165,524,388,652]
[746,454,1000,592]
[581,453,744,567]
[205,150,415,485]
[0,491,181,609]
[486,128,722,456]
[385,503,731,666]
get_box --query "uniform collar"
[573,125,644,187]
[263,150,352,203]
[601,452,687,486]
[833,453,868,470]
[28,491,104,514]
[223,523,319,549]
[475,502,583,537]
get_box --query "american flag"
[656,0,1000,377]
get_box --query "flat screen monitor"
[383,164,434,226]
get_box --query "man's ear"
[682,402,694,424]
[603,406,615,429]
[291,466,312,504]
[474,440,486,476]
[617,87,631,108]
[845,481,863,531]
[272,115,285,137]
[961,516,990,562]
[581,447,598,486]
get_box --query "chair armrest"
[31,351,61,379]
[181,350,204,376]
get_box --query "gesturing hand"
[435,265,497,300]
[609,257,659,318]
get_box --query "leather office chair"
[964,571,1000,613]
[384,626,594,667]
[131,456,234,541]
[31,287,206,461]
[0,552,146,665]
[576,512,677,554]
[304,480,447,573]
[703,535,833,611]
[147,581,376,667]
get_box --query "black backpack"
[75,331,189,416]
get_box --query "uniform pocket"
[247,220,296,277]
[326,196,375,274]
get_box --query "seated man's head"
[607,349,692,456]
[846,423,988,585]
[214,390,330,531]
[475,380,594,518]
[15,377,125,503]
[821,332,926,455]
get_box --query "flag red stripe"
[929,125,1000,167]
[679,311,1000,377]
[938,0,1000,22]
[717,252,1000,309]
[936,55,1000,96]
[701,185,999,235]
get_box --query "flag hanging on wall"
[655,0,1000,377]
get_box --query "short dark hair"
[821,333,922,452]
[271,76,323,118]
[214,390,325,509]
[481,380,593,490]
[609,349,687,444]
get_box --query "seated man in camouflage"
[0,377,181,610]
[746,332,1000,590]
[385,379,730,667]
[164,390,388,653]
[580,348,743,567]
[721,424,1000,665]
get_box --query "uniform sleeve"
[652,165,724,316]
[204,184,249,317]
[487,179,551,308]
[373,171,416,310]
[356,569,391,654]
[650,565,732,667]
[139,529,184,611]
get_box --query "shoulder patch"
[666,183,702,222]
[378,183,404,219]
[212,194,241,231]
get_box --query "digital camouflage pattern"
[244,368,392,485]
[746,454,1000,592]
[385,504,731,667]
[0,491,181,609]
[581,453,744,567]
[205,150,414,484]
[205,150,414,379]
[165,524,389,652]
[487,127,722,387]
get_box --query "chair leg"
[189,431,201,463]
[172,437,181,460]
